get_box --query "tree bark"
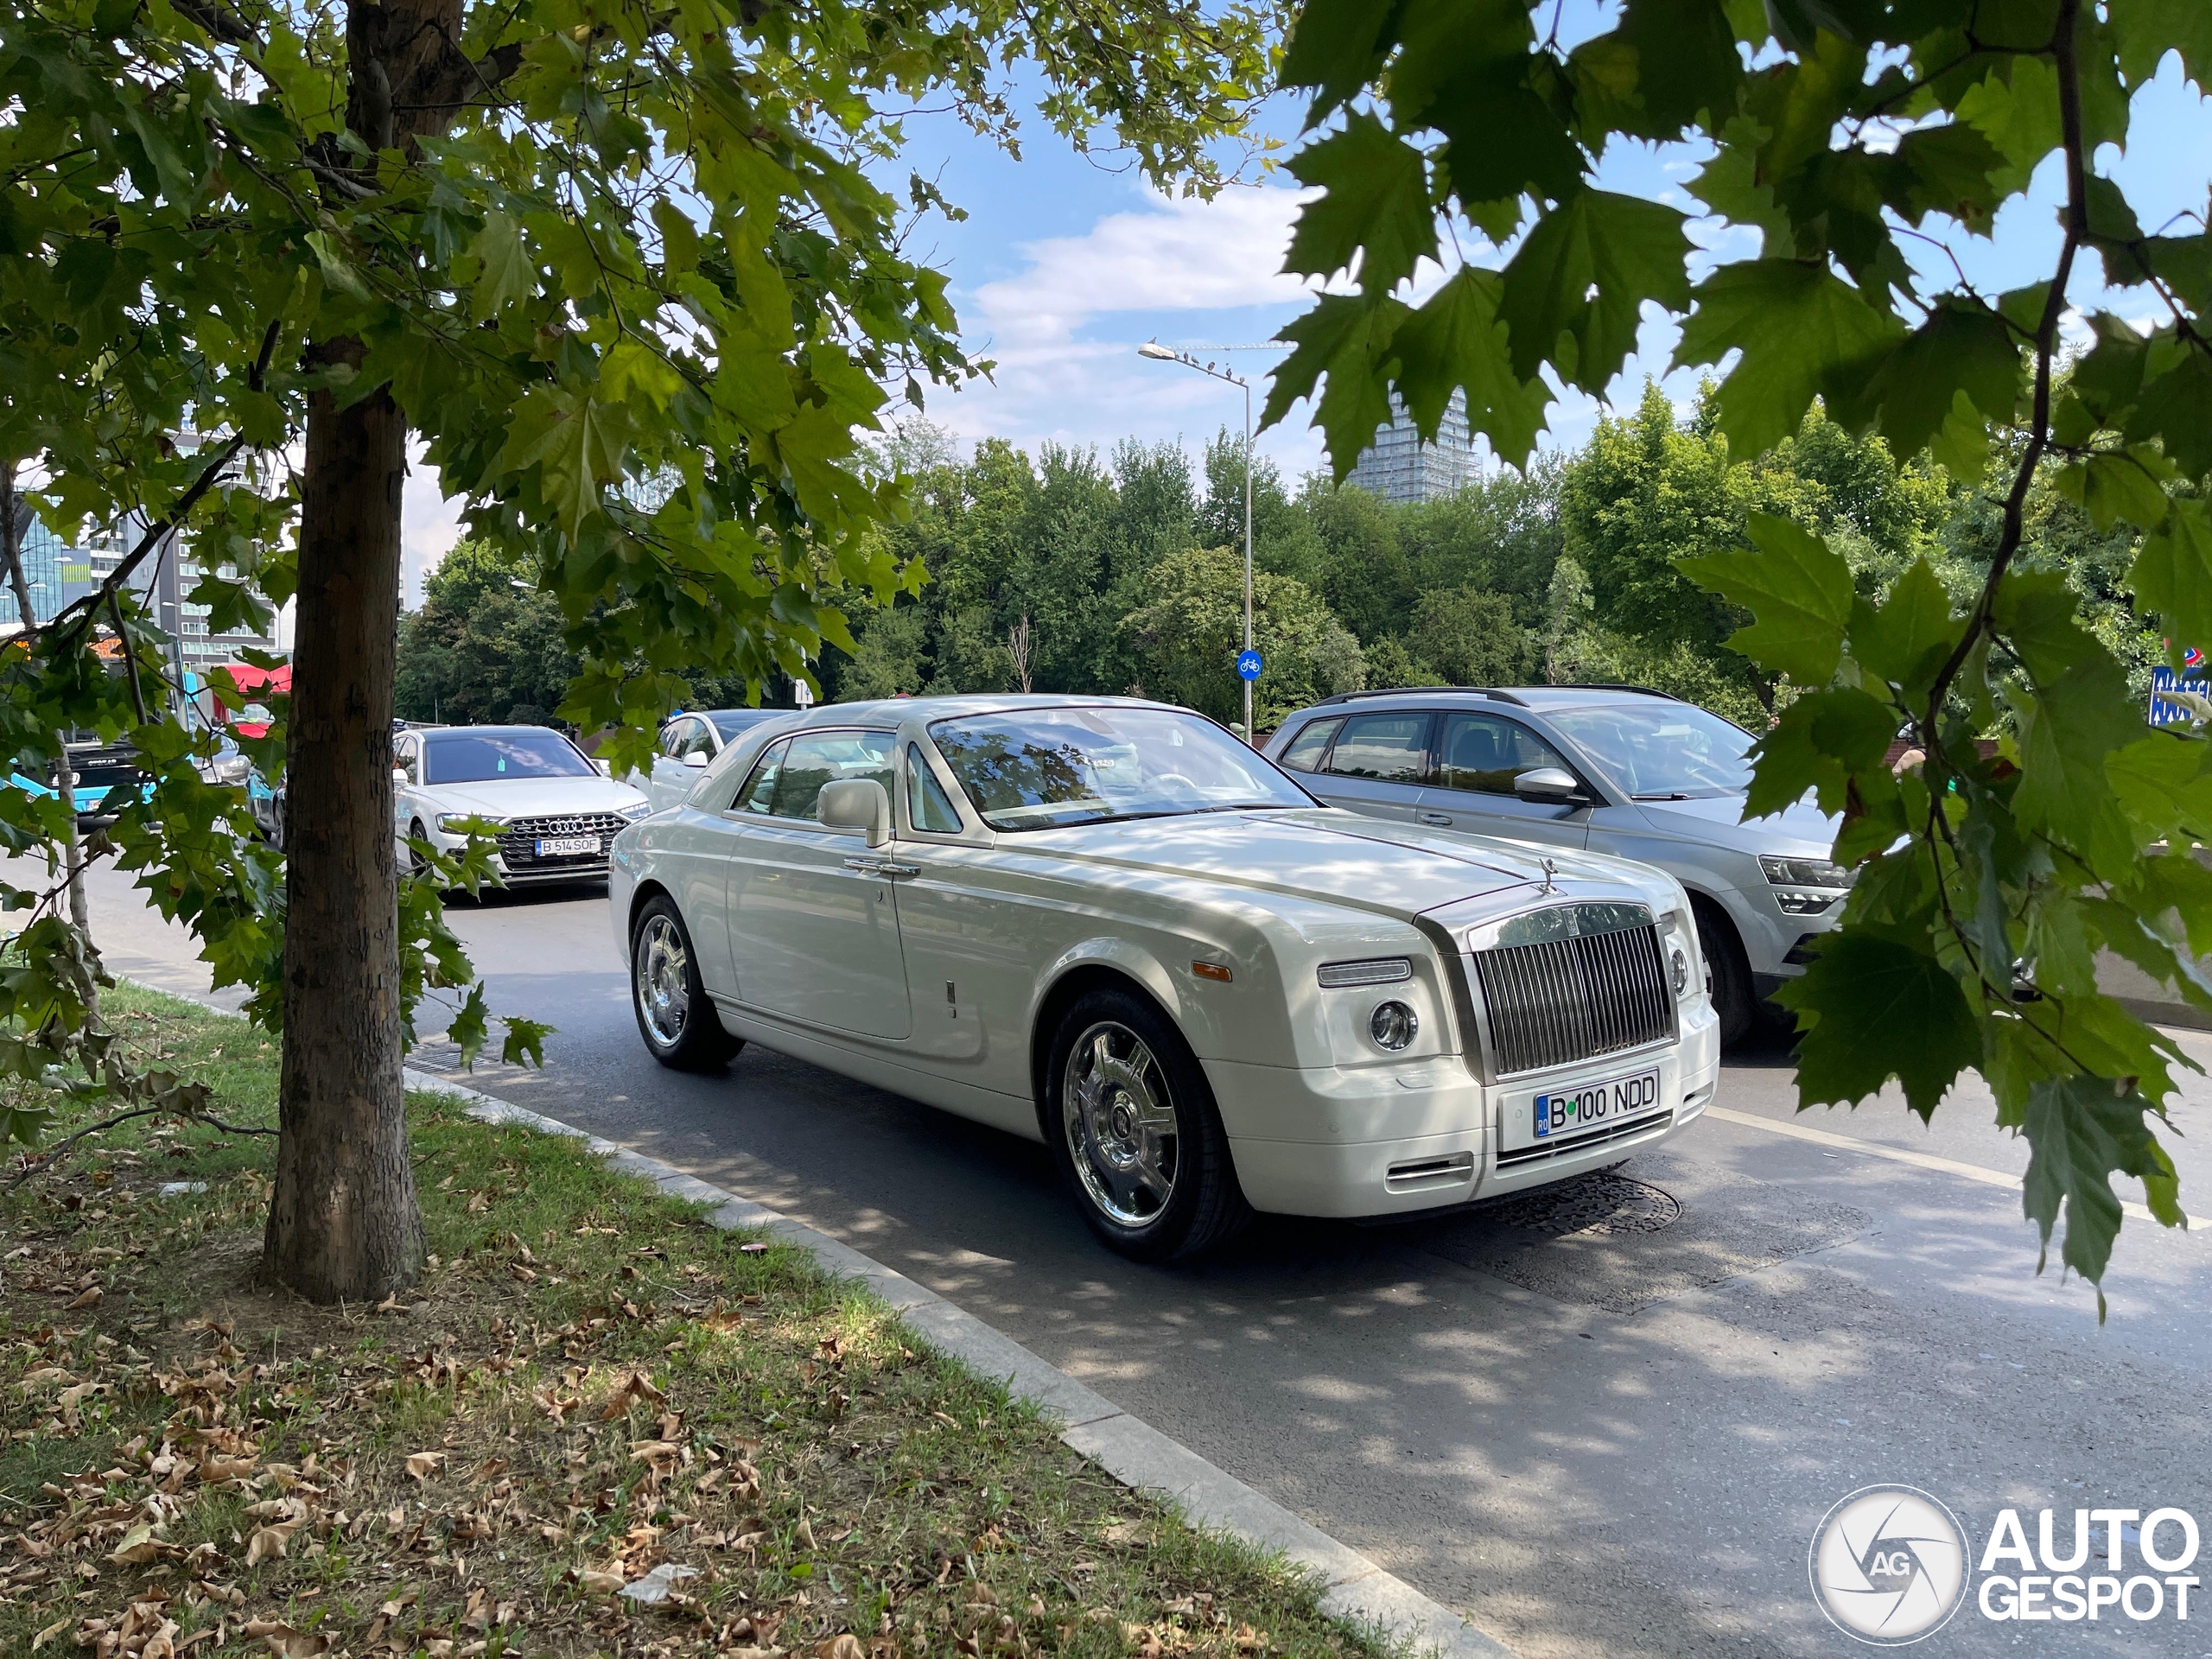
[263,370,421,1301]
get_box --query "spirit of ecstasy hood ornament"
[1539,856,1559,896]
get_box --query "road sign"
[1236,649,1262,682]
[2152,664,2209,726]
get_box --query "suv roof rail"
[1556,683,1680,700]
[1312,685,1529,708]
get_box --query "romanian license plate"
[534,835,599,857]
[1531,1066,1662,1141]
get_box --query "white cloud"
[401,445,467,609]
[968,184,1320,352]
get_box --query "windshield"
[423,730,596,785]
[1544,702,1756,799]
[709,709,784,740]
[931,707,1311,831]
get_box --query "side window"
[906,746,963,834]
[1320,713,1429,784]
[766,730,897,822]
[659,719,696,759]
[1277,716,1341,772]
[397,739,419,785]
[1435,713,1573,796]
[732,738,789,814]
[678,721,717,761]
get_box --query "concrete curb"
[402,1065,1516,1659]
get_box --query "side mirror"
[1514,767,1586,804]
[817,778,891,848]
[391,766,409,787]
[681,750,709,769]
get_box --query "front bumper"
[1208,996,1721,1218]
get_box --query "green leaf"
[1283,114,1438,295]
[2129,498,2212,645]
[1955,54,2063,194]
[1778,931,1982,1121]
[496,386,635,542]
[2126,351,2212,480]
[1390,268,1551,467]
[303,231,372,301]
[1280,0,1402,119]
[2020,1077,2180,1292]
[1498,189,1691,393]
[468,211,533,322]
[2057,448,2175,533]
[1849,558,1959,703]
[2107,729,2212,846]
[601,340,684,411]
[2010,664,2145,881]
[1607,0,1744,137]
[1744,684,1896,818]
[1260,295,1410,480]
[2110,0,2212,91]
[1672,259,1905,456]
[1680,512,1854,683]
[1864,299,2019,460]
[1891,123,2006,232]
[1389,0,1587,205]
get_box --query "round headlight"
[1370,1001,1418,1052]
[1670,945,1689,995]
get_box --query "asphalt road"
[73,861,2212,1659]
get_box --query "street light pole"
[1139,340,1255,744]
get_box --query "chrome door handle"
[842,856,921,879]
[1419,811,1453,827]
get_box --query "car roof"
[772,693,1193,732]
[420,725,580,739]
[1302,685,1682,715]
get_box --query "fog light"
[1370,1001,1417,1051]
[1670,946,1689,995]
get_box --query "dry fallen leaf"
[405,1450,448,1480]
[575,1567,626,1595]
[245,1522,302,1566]
[66,1285,102,1310]
[815,1636,866,1659]
[243,1618,329,1658]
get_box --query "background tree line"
[397,377,2164,736]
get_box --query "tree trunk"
[263,371,421,1301]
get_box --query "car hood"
[421,774,645,819]
[1015,808,1673,922]
[1630,790,1840,855]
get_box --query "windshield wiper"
[1633,792,1694,801]
[1192,801,1303,813]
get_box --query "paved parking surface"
[71,861,2212,1657]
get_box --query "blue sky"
[399,45,2212,602]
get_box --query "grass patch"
[1,983,1389,1659]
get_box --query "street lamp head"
[1136,340,1177,360]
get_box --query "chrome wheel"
[635,913,691,1049]
[1062,1020,1179,1226]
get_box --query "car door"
[648,717,713,812]
[1297,709,1432,821]
[880,740,989,1063]
[1414,709,1592,849]
[391,732,423,861]
[722,728,912,1040]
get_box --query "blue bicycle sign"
[1236,650,1263,682]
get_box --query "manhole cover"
[1480,1170,1681,1236]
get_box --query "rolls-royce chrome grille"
[1471,916,1674,1077]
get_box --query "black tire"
[1693,897,1755,1048]
[629,893,742,1071]
[407,818,432,880]
[1043,985,1250,1262]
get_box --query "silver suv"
[1264,686,1849,1045]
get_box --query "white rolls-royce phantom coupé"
[607,696,1721,1260]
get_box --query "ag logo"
[1809,1485,1972,1645]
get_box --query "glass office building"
[1346,389,1483,505]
